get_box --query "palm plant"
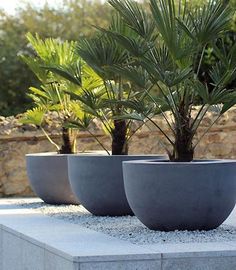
[21,33,95,154]
[47,16,155,155]
[103,0,236,161]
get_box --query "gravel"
[18,200,236,245]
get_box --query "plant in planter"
[105,0,236,229]
[47,17,166,215]
[21,33,99,204]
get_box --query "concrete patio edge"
[1,199,236,269]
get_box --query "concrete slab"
[162,256,236,270]
[2,230,23,270]
[0,224,2,270]
[1,198,236,270]
[22,238,45,270]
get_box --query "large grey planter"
[123,159,236,231]
[26,153,78,205]
[68,155,166,216]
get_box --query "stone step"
[1,199,236,270]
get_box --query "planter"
[68,155,166,216]
[123,159,236,231]
[26,153,78,205]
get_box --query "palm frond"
[76,35,128,80]
[209,42,236,88]
[220,93,236,114]
[21,55,48,83]
[20,107,46,126]
[108,0,156,40]
[26,33,78,66]
[111,65,151,89]
[43,61,83,87]
[180,0,232,45]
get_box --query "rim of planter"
[26,150,110,157]
[123,159,236,165]
[26,152,65,157]
[68,154,167,158]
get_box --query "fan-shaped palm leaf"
[20,107,45,126]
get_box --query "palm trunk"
[171,128,194,162]
[59,127,77,154]
[170,106,194,162]
[111,120,128,155]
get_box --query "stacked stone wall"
[1,108,236,197]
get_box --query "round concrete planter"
[123,159,236,231]
[68,155,166,216]
[26,153,78,205]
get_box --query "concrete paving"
[1,198,236,269]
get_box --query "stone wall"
[1,107,236,197]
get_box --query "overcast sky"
[0,0,63,14]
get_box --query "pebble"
[18,200,236,245]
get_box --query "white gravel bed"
[17,200,236,245]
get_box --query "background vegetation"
[0,0,235,116]
[0,0,111,116]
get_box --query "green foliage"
[0,0,235,117]
[0,0,111,116]
[107,0,236,161]
[21,34,96,154]
[77,35,129,81]
[48,16,155,155]
[21,107,45,126]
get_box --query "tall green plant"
[46,16,154,155]
[105,0,236,161]
[76,34,133,155]
[21,33,96,154]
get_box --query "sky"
[0,0,63,14]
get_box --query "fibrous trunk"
[59,127,77,154]
[170,110,194,162]
[112,120,128,155]
[171,129,194,162]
